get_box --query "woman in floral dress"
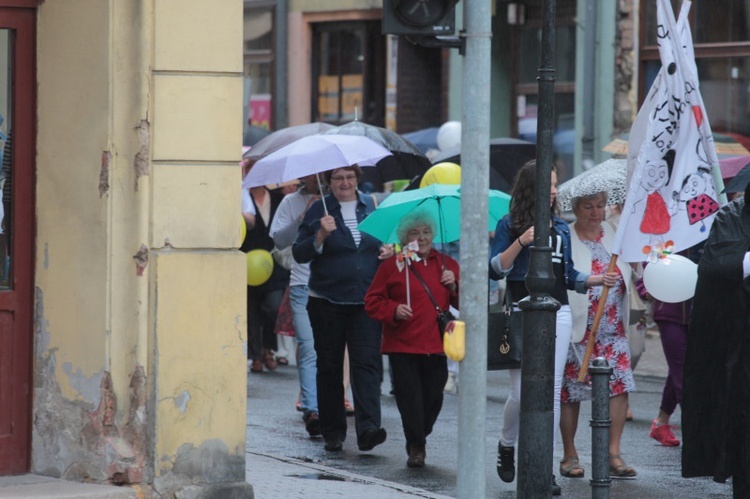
[559,191,637,479]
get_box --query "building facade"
[1,0,251,496]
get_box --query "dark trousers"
[307,297,382,441]
[389,353,448,446]
[247,287,282,360]
[733,474,750,499]
[656,320,687,415]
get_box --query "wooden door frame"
[0,2,36,475]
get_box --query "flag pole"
[578,255,619,381]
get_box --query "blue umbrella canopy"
[358,184,511,244]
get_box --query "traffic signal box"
[382,0,459,36]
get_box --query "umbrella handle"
[578,256,618,381]
[315,172,328,215]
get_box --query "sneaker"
[303,411,321,437]
[497,444,515,483]
[649,420,680,446]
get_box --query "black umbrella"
[430,137,536,192]
[323,121,431,191]
[243,125,272,147]
[243,122,335,161]
[722,161,750,193]
[324,120,425,155]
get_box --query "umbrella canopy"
[323,121,431,192]
[242,134,392,189]
[556,158,627,213]
[719,155,750,181]
[722,162,750,193]
[430,137,536,192]
[243,125,271,147]
[323,120,425,156]
[357,184,511,244]
[603,132,750,156]
[243,122,335,161]
[402,127,440,154]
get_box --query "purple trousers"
[656,320,687,416]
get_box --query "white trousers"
[500,304,572,456]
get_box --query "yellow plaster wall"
[35,0,248,485]
[150,0,247,478]
[154,0,242,73]
[36,0,112,403]
[149,251,247,464]
[152,75,242,162]
[152,164,244,250]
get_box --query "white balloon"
[437,121,462,151]
[642,254,698,303]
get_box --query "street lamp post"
[517,0,559,497]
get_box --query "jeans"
[290,285,317,413]
[500,305,572,466]
[307,296,382,441]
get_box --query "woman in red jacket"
[365,209,459,468]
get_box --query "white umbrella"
[242,134,392,189]
[556,158,627,212]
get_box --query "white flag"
[613,0,723,263]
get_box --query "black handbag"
[487,287,523,371]
[409,265,454,338]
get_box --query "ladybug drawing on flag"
[672,166,719,232]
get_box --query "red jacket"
[365,249,459,354]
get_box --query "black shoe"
[407,443,426,468]
[303,411,321,437]
[324,437,342,451]
[357,428,387,451]
[551,475,562,496]
[497,444,515,483]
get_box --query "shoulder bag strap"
[409,264,442,312]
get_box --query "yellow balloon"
[246,249,274,286]
[420,162,461,187]
[240,218,247,246]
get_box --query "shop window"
[244,3,274,135]
[512,0,577,177]
[312,22,384,126]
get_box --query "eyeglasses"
[330,174,357,183]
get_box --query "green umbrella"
[358,184,511,244]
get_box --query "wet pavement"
[0,332,732,498]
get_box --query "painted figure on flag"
[613,0,724,263]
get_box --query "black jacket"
[682,197,750,484]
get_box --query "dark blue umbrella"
[402,127,440,154]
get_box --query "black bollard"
[589,356,612,498]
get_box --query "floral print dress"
[561,235,636,403]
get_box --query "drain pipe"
[581,0,597,170]
[275,0,288,128]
